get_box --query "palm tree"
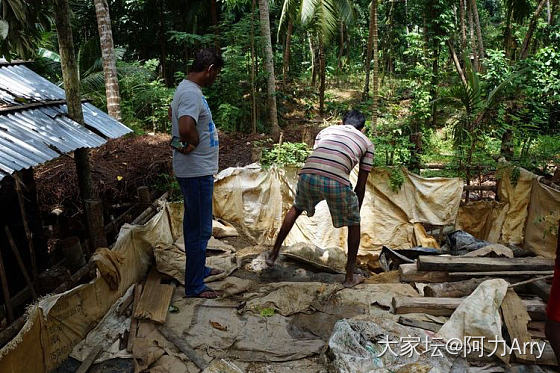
[94,0,122,120]
[364,0,378,129]
[279,0,355,113]
[468,0,485,61]
[258,0,280,140]
[520,0,548,58]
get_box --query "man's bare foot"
[265,251,278,267]
[342,274,364,288]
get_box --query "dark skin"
[171,64,222,299]
[266,125,371,288]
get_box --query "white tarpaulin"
[213,165,463,264]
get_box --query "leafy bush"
[261,142,311,168]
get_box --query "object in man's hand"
[170,137,189,150]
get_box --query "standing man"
[171,48,223,298]
[266,110,374,287]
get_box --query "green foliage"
[387,166,405,193]
[261,142,311,168]
[259,307,275,317]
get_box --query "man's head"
[342,110,366,131]
[190,48,224,87]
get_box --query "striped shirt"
[300,125,374,186]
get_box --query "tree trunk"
[309,34,318,86]
[459,0,467,52]
[318,35,326,114]
[500,129,514,160]
[371,0,379,129]
[157,0,169,86]
[94,0,122,121]
[337,20,344,70]
[53,0,93,201]
[468,0,485,62]
[257,0,280,140]
[448,39,468,86]
[520,0,547,59]
[363,0,376,98]
[251,0,257,133]
[430,45,439,128]
[210,0,220,46]
[468,2,479,71]
[282,18,293,88]
[504,4,514,59]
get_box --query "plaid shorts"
[294,173,360,228]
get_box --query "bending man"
[266,110,374,287]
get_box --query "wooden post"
[4,226,37,299]
[85,199,107,255]
[0,245,14,322]
[13,174,38,280]
[60,236,86,272]
[137,186,151,206]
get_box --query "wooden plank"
[117,285,135,316]
[392,296,546,320]
[417,256,554,272]
[423,277,488,297]
[399,263,449,283]
[13,174,38,280]
[501,289,535,363]
[75,344,103,373]
[158,325,208,370]
[398,316,441,333]
[127,283,143,353]
[133,269,174,324]
[449,270,554,278]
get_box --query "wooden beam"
[75,344,103,373]
[501,289,535,363]
[13,174,38,280]
[399,263,449,283]
[417,256,554,272]
[0,244,13,322]
[392,296,546,320]
[448,270,554,278]
[0,99,91,114]
[0,314,25,347]
[423,277,488,297]
[126,283,143,353]
[4,226,37,299]
[158,325,208,370]
[398,316,441,333]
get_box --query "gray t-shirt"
[171,79,219,178]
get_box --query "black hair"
[191,48,224,72]
[343,110,366,130]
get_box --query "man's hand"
[178,115,199,147]
[354,169,369,210]
[177,144,196,154]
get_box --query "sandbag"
[282,242,347,273]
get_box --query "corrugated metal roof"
[0,63,133,181]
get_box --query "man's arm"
[178,115,199,154]
[354,169,369,209]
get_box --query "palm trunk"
[157,0,169,86]
[53,0,93,201]
[282,18,293,88]
[257,0,280,140]
[468,2,479,71]
[363,0,376,98]
[337,20,344,70]
[318,35,326,114]
[94,0,122,121]
[251,0,257,133]
[468,0,485,61]
[371,0,379,129]
[459,0,467,52]
[210,0,220,46]
[430,45,439,128]
[520,0,547,59]
[309,34,318,86]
